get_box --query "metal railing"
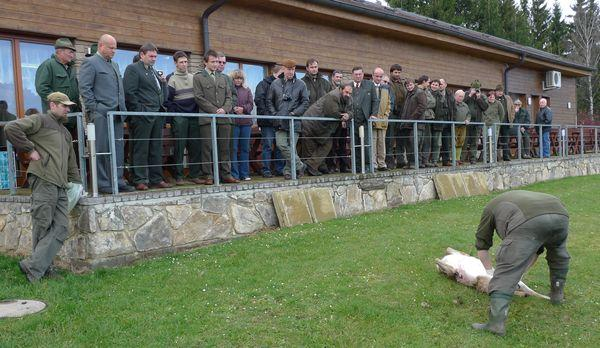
[2,112,600,196]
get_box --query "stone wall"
[1,156,599,271]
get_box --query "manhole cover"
[0,300,46,318]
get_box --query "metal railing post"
[413,121,419,169]
[595,128,598,154]
[481,124,487,164]
[367,119,375,174]
[488,126,494,164]
[350,119,356,174]
[76,112,88,192]
[290,119,297,180]
[107,113,119,194]
[87,123,99,198]
[539,125,544,161]
[517,124,522,160]
[451,123,456,167]
[580,125,585,157]
[211,115,220,185]
[7,142,16,195]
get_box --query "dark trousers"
[171,116,202,180]
[130,115,165,184]
[498,125,512,159]
[489,214,570,295]
[302,138,333,172]
[21,175,68,280]
[462,124,482,162]
[440,125,452,163]
[326,125,350,171]
[420,123,432,164]
[385,121,401,167]
[199,123,233,180]
[94,113,126,189]
[399,127,423,165]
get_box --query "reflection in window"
[0,40,17,116]
[112,49,173,77]
[241,64,266,115]
[19,42,54,114]
[223,62,238,75]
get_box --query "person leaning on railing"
[512,99,532,159]
[301,81,353,176]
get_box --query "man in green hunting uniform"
[5,92,81,283]
[472,190,570,336]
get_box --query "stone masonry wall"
[1,156,599,271]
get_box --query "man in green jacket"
[483,91,505,161]
[472,190,570,336]
[302,58,332,107]
[4,92,81,282]
[35,38,80,130]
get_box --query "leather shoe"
[119,184,135,192]
[189,178,206,185]
[222,177,240,184]
[204,179,214,185]
[135,183,149,191]
[150,181,173,189]
[98,186,114,194]
[284,173,292,180]
[306,166,322,176]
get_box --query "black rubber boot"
[550,279,566,305]
[472,292,512,336]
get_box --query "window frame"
[0,34,57,117]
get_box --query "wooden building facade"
[0,0,592,123]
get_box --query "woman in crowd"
[229,69,254,181]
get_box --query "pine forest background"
[388,0,600,121]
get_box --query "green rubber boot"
[550,279,566,305]
[472,292,512,336]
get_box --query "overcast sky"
[367,0,576,20]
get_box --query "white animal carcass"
[436,247,550,300]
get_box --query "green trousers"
[171,117,202,179]
[21,175,69,280]
[489,213,570,294]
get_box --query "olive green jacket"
[35,54,80,113]
[193,69,233,125]
[302,73,332,107]
[454,101,471,123]
[4,112,81,188]
[423,88,437,120]
[483,100,505,126]
[302,88,353,144]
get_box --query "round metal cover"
[0,300,46,318]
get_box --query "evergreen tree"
[547,0,569,55]
[529,0,550,50]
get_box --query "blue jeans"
[542,130,551,158]
[261,126,284,175]
[231,125,252,179]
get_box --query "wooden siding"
[0,0,580,123]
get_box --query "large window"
[0,39,17,116]
[112,49,174,77]
[0,37,54,116]
[19,42,54,113]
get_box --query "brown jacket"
[193,69,233,125]
[401,87,427,129]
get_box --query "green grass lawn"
[1,176,599,347]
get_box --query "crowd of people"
[15,34,556,192]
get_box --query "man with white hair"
[536,98,553,158]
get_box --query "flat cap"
[495,84,504,91]
[47,92,76,106]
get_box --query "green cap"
[86,43,98,57]
[47,92,76,106]
[495,84,504,91]
[54,38,76,51]
[470,80,481,89]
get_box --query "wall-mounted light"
[567,102,572,109]
[527,97,532,105]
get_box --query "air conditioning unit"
[544,70,561,89]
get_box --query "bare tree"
[570,0,600,117]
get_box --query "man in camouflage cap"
[35,38,80,131]
[4,92,81,282]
